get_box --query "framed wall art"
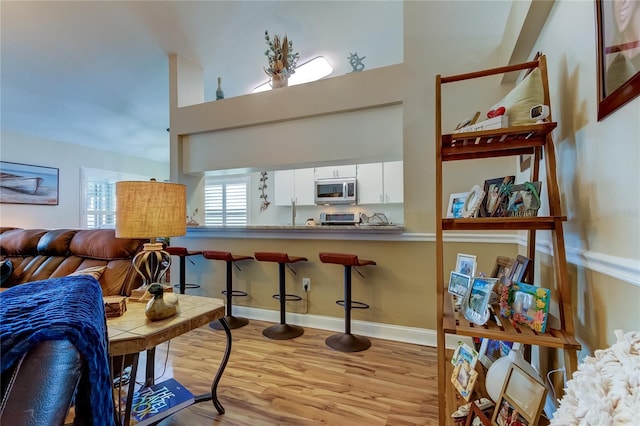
[0,161,59,205]
[595,0,640,121]
[491,363,547,426]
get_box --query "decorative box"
[104,296,127,318]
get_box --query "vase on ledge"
[270,73,288,89]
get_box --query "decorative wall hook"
[259,171,270,211]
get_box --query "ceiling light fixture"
[253,56,333,93]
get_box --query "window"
[204,175,249,226]
[80,168,150,229]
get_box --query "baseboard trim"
[233,306,471,350]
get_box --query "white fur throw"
[550,330,640,425]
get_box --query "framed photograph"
[506,182,542,217]
[460,185,485,218]
[448,271,472,298]
[491,256,515,281]
[480,176,515,217]
[455,253,477,277]
[478,338,513,369]
[508,255,531,283]
[446,192,469,218]
[491,363,547,425]
[451,341,478,369]
[462,277,498,326]
[499,281,551,333]
[595,0,640,121]
[0,161,59,205]
[451,358,478,402]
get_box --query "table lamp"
[116,180,186,298]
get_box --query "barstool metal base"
[326,333,371,352]
[210,315,249,330]
[263,323,304,340]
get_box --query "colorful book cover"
[131,378,194,425]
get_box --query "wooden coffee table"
[108,294,228,425]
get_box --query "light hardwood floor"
[142,320,440,425]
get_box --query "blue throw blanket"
[0,276,115,426]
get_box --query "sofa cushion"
[490,67,544,126]
[0,229,47,256]
[67,265,107,281]
[70,229,144,260]
[36,229,77,256]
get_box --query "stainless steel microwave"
[315,177,357,205]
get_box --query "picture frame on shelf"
[491,363,547,426]
[595,0,640,121]
[480,176,515,217]
[499,281,551,333]
[478,338,513,369]
[455,253,477,277]
[462,277,498,326]
[446,192,469,218]
[448,271,472,299]
[460,185,485,218]
[451,341,478,369]
[451,358,479,402]
[490,256,515,281]
[506,182,542,218]
[508,255,531,283]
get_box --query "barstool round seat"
[319,252,376,352]
[254,252,307,340]
[165,246,202,294]
[202,250,253,330]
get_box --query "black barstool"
[254,252,307,340]
[319,252,376,352]
[202,250,253,330]
[165,246,202,294]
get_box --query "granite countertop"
[187,224,403,231]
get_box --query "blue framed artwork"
[0,161,59,205]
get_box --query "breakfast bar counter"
[184,224,406,241]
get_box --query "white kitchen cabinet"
[356,161,403,204]
[314,165,357,179]
[274,168,315,206]
[356,163,384,204]
[382,160,403,203]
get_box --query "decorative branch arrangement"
[259,171,270,211]
[264,31,299,77]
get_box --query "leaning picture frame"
[455,253,477,277]
[480,176,515,217]
[595,0,640,121]
[491,363,547,426]
[508,255,531,283]
[462,277,498,326]
[0,161,59,205]
[448,271,472,299]
[446,192,469,218]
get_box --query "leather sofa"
[0,228,146,425]
[0,227,146,296]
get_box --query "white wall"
[0,130,169,229]
[527,1,640,352]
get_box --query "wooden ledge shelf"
[442,216,567,231]
[440,123,557,161]
[443,296,580,350]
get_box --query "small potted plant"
[264,30,300,88]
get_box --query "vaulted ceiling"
[1,1,513,163]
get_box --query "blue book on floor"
[131,378,194,425]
